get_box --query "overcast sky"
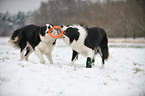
[0,0,46,14]
[0,0,124,14]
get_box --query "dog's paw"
[41,60,45,64]
[69,62,74,66]
[25,57,28,61]
[86,65,92,68]
[19,59,23,61]
[92,63,95,66]
[101,64,104,68]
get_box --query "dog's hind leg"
[100,35,109,68]
[20,50,24,61]
[92,56,95,66]
[70,50,78,66]
[20,46,26,61]
[97,47,104,68]
[24,47,33,61]
[46,52,53,64]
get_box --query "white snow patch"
[0,37,145,96]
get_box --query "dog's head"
[46,24,59,37]
[45,24,53,33]
[60,25,69,31]
[39,24,58,43]
[60,25,80,45]
[40,24,58,37]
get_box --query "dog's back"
[8,24,40,49]
[17,25,41,49]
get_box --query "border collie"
[8,24,57,64]
[60,25,109,68]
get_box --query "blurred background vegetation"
[0,0,145,38]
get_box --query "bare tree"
[29,0,145,38]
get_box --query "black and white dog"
[8,24,57,64]
[60,25,109,68]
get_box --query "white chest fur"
[35,35,55,54]
[36,41,54,54]
[69,26,93,57]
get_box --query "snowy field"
[0,37,145,96]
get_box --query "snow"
[0,37,145,96]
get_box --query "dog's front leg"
[86,50,94,68]
[46,52,53,64]
[20,46,26,61]
[70,50,78,66]
[35,47,45,64]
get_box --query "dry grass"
[109,38,145,44]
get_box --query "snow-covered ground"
[0,37,145,96]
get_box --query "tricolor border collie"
[60,25,109,68]
[8,24,57,64]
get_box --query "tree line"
[1,0,145,38]
[0,11,31,36]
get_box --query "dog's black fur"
[16,25,45,49]
[61,25,109,68]
[85,27,109,60]
[9,24,57,64]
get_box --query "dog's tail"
[8,28,22,48]
[100,29,109,60]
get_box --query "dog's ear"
[66,28,80,40]
[50,23,54,27]
[39,26,46,36]
[73,28,80,41]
